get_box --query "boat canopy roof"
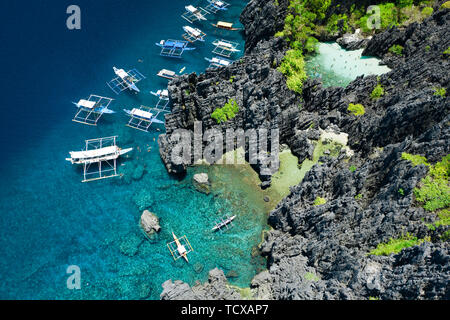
[116,69,128,78]
[186,5,197,13]
[217,41,233,48]
[70,145,118,159]
[218,21,233,28]
[185,26,201,37]
[160,69,176,76]
[212,57,230,65]
[77,99,96,109]
[131,108,153,119]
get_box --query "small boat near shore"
[212,39,240,57]
[212,215,236,232]
[157,69,177,80]
[211,21,242,31]
[167,232,193,263]
[107,67,145,95]
[123,105,166,132]
[182,26,206,43]
[205,56,233,68]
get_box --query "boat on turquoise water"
[123,106,166,132]
[66,136,133,182]
[107,67,145,94]
[179,66,186,74]
[182,26,206,43]
[156,39,195,58]
[71,94,115,126]
[182,5,209,23]
[212,39,240,57]
[211,21,242,31]
[205,56,233,68]
[150,89,170,108]
[212,215,236,232]
[167,232,193,263]
[205,0,230,14]
[150,89,169,100]
[157,69,177,80]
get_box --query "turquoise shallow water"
[306,42,391,87]
[0,0,270,300]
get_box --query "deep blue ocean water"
[0,0,272,300]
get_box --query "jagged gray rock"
[160,268,241,300]
[140,210,160,236]
[159,1,450,300]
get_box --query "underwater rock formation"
[193,173,211,194]
[160,0,449,300]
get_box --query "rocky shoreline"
[158,0,449,300]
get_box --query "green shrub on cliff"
[211,99,239,124]
[277,0,331,53]
[359,3,399,33]
[389,44,404,56]
[313,197,327,206]
[371,83,385,100]
[369,233,430,256]
[326,13,350,34]
[422,7,434,17]
[348,103,365,116]
[401,152,430,167]
[441,1,450,10]
[414,154,450,212]
[278,49,307,94]
[444,47,450,55]
[433,87,447,97]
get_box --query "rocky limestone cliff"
[159,0,450,300]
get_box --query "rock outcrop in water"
[160,268,241,300]
[159,0,450,300]
[140,210,161,236]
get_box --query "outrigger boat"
[182,5,209,24]
[205,56,233,68]
[205,0,230,14]
[150,89,169,100]
[123,105,167,132]
[182,26,206,43]
[157,69,177,80]
[211,21,242,31]
[107,67,146,95]
[150,89,170,108]
[212,39,240,57]
[66,136,132,182]
[167,232,193,263]
[212,215,236,232]
[156,39,195,58]
[71,94,115,126]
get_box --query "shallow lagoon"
[306,42,391,87]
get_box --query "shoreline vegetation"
[275,0,443,94]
